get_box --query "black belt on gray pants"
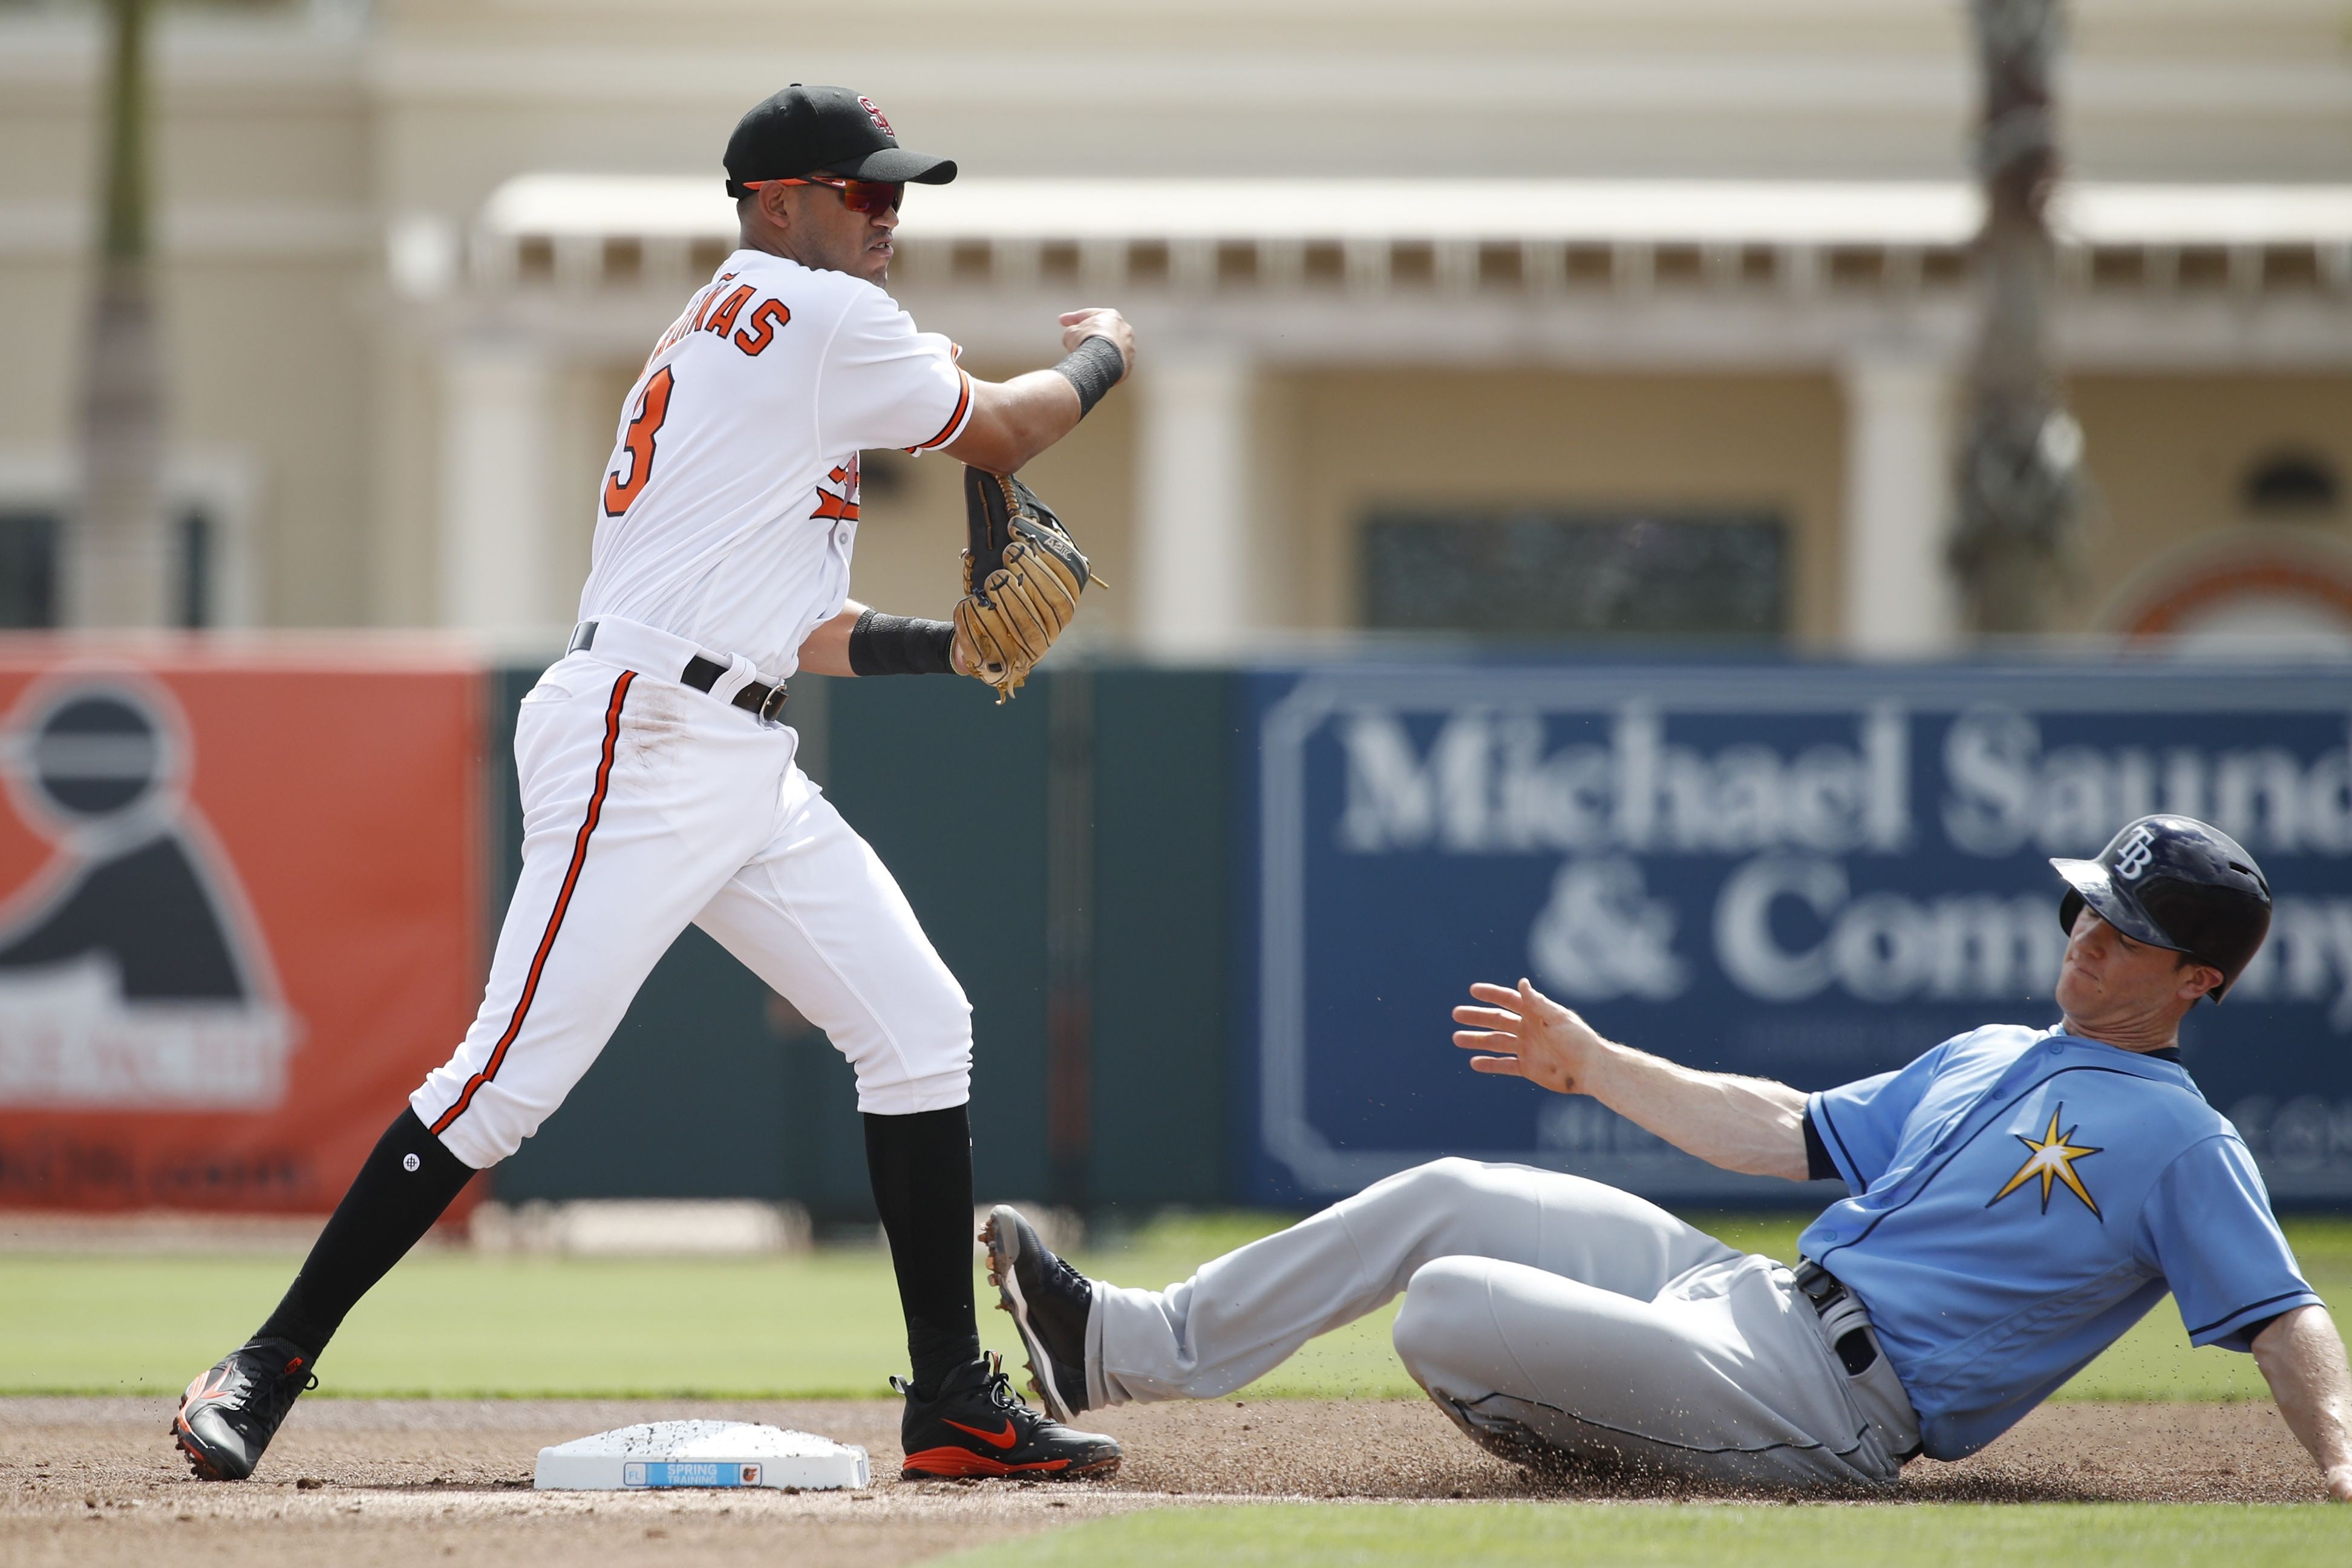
[569,620,788,721]
[1793,1258,1880,1375]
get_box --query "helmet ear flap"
[2058,888,2085,936]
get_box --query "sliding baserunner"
[986,816,2352,1494]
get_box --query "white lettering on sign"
[1712,854,2066,1005]
[1339,704,1909,856]
[1326,695,2352,1021]
[2230,1094,2352,1171]
[0,953,298,1108]
[2227,899,2352,1027]
[1537,1096,1674,1158]
[1942,708,2352,858]
[1527,857,1688,1001]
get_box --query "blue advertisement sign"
[1239,662,2352,1206]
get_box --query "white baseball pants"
[411,618,972,1169]
[1088,1158,1920,1489]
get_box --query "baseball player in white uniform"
[985,817,2352,1495]
[175,84,1134,1485]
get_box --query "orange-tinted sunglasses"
[741,175,904,216]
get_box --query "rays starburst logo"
[1987,1104,2103,1218]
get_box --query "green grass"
[932,1503,2352,1567]
[6,1213,2348,1401]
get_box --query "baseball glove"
[953,468,1096,703]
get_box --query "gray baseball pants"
[1085,1158,1920,1489]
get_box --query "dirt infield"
[1,1396,2325,1567]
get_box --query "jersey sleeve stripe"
[2184,1288,2324,1344]
[909,370,974,452]
[428,670,634,1139]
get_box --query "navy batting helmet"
[2051,815,2272,1002]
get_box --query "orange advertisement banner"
[0,645,482,1212]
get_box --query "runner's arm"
[2252,1305,2352,1501]
[1452,978,1810,1180]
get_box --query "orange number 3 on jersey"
[601,365,676,517]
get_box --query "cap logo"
[2113,823,2159,881]
[858,96,893,136]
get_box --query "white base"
[533,1420,871,1491]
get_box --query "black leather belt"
[682,654,789,721]
[570,621,787,722]
[1793,1258,1880,1376]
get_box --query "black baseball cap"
[724,85,956,197]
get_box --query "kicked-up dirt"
[0,1396,2330,1568]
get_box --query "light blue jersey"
[1799,1024,2320,1462]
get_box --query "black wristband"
[848,609,956,677]
[1051,333,1126,418]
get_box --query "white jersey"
[578,249,973,678]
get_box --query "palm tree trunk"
[73,0,171,629]
[1950,0,2083,636]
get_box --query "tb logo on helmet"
[2113,823,2160,881]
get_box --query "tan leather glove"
[952,468,1096,703]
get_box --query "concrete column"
[439,339,558,636]
[1135,348,1253,658]
[1840,352,1960,655]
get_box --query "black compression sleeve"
[847,609,956,676]
[1050,333,1126,417]
[255,1108,476,1359]
[864,1105,982,1393]
[1802,1108,1839,1183]
[2241,1312,2288,1347]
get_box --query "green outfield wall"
[485,664,1236,1221]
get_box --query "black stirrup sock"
[863,1104,984,1397]
[253,1107,477,1360]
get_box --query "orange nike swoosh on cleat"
[900,1445,1076,1478]
[940,1418,1019,1450]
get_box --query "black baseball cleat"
[895,1352,1120,1481]
[981,1203,1096,1422]
[170,1337,319,1481]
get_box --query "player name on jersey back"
[576,249,974,682]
